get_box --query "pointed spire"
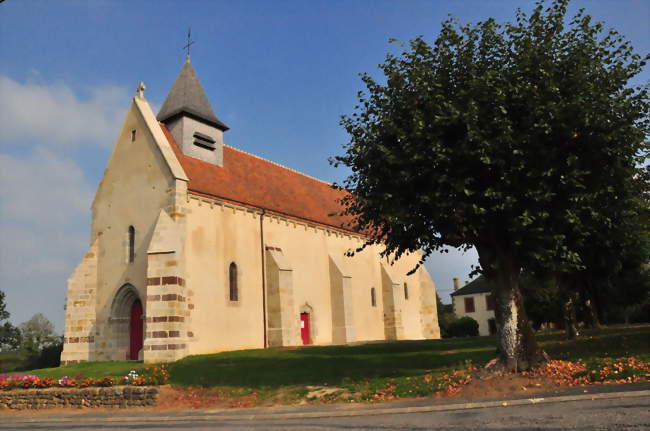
[157,60,229,131]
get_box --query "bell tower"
[157,57,229,166]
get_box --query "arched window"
[370,287,376,307]
[229,262,238,301]
[128,226,135,263]
[404,282,409,300]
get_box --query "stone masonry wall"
[61,239,99,365]
[0,386,158,410]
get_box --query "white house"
[450,276,496,336]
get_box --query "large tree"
[333,0,648,370]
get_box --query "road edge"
[3,388,649,425]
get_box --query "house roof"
[160,124,357,233]
[156,58,229,131]
[450,276,491,296]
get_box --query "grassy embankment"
[8,325,650,401]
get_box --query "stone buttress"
[61,239,99,365]
[143,200,190,363]
[265,247,299,347]
[329,254,355,344]
[381,263,405,340]
[418,267,441,339]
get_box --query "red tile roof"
[160,124,356,233]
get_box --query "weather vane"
[183,27,195,58]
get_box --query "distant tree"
[519,274,562,331]
[436,293,457,337]
[0,291,21,352]
[29,336,63,370]
[19,313,57,355]
[333,0,648,370]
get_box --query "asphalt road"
[2,395,648,431]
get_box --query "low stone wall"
[0,386,159,410]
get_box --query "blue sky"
[0,0,648,331]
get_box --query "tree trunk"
[581,278,601,329]
[558,274,579,340]
[562,295,579,339]
[478,246,547,371]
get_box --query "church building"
[61,59,441,364]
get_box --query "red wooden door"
[300,312,311,345]
[129,299,143,360]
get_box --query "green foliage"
[0,291,20,352]
[333,0,648,275]
[23,337,63,370]
[520,273,563,329]
[333,0,648,366]
[0,291,8,323]
[601,265,650,324]
[18,313,57,355]
[445,316,479,338]
[436,293,457,337]
[0,351,29,373]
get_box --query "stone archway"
[109,284,143,361]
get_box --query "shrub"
[446,316,479,337]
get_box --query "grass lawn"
[0,351,29,373]
[10,360,143,380]
[5,325,649,402]
[167,325,650,388]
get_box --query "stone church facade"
[61,59,440,364]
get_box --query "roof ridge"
[223,144,334,187]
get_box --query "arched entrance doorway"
[109,284,143,361]
[129,300,143,360]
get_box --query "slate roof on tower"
[156,58,229,131]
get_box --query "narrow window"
[464,297,475,313]
[486,294,495,311]
[370,287,377,307]
[229,262,238,301]
[128,226,135,263]
[131,129,136,142]
[404,282,409,300]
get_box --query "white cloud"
[0,147,94,331]
[0,76,128,148]
[0,147,93,225]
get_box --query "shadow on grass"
[540,326,650,361]
[169,326,650,389]
[169,339,497,389]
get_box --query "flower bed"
[0,365,169,391]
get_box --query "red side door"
[129,299,143,360]
[300,312,311,345]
